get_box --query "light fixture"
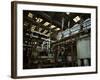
[25,41,27,43]
[55,28,60,31]
[43,22,50,26]
[28,12,33,18]
[36,18,43,23]
[73,16,80,23]
[35,17,38,19]
[39,28,42,32]
[47,33,50,36]
[66,12,70,15]
[31,25,36,32]
[24,22,29,26]
[43,30,48,34]
[50,25,56,29]
[26,33,29,36]
[46,32,51,36]
[34,42,37,44]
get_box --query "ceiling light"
[66,12,70,15]
[39,28,42,32]
[36,18,43,23]
[73,16,80,23]
[43,30,48,34]
[55,28,60,31]
[26,33,29,36]
[47,33,50,36]
[50,25,56,29]
[35,17,38,19]
[43,22,50,26]
[25,41,27,43]
[46,32,52,36]
[28,12,33,18]
[31,25,36,32]
[24,22,29,26]
[34,42,37,44]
